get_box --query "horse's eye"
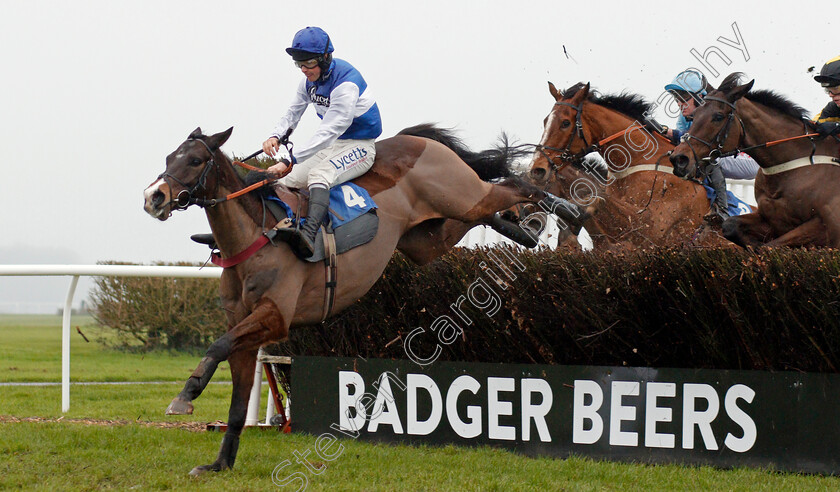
[190,158,203,167]
[712,113,725,122]
[561,120,572,128]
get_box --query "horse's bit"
[679,96,745,178]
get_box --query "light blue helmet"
[665,70,709,96]
[285,27,334,61]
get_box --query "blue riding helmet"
[285,26,334,61]
[665,70,709,96]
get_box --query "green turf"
[0,314,230,383]
[0,382,234,421]
[1,423,838,491]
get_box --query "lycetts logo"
[330,147,368,170]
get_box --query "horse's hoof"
[165,398,194,415]
[584,196,605,217]
[189,465,213,477]
[189,463,225,477]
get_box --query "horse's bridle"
[536,101,600,173]
[679,96,746,177]
[157,137,220,211]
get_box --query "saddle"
[263,183,379,263]
[192,182,378,322]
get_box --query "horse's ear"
[548,81,562,100]
[189,127,203,140]
[206,127,234,151]
[726,79,754,103]
[570,82,590,104]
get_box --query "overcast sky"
[0,0,835,312]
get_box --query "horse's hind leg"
[397,219,474,264]
[470,177,595,234]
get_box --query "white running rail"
[0,265,222,413]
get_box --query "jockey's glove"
[643,119,668,135]
[816,121,840,137]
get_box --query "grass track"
[2,315,839,490]
[0,315,230,383]
[4,421,840,491]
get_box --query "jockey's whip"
[240,149,264,162]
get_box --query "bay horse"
[529,81,731,249]
[143,126,587,475]
[670,72,840,248]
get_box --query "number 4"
[341,185,366,208]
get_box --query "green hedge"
[276,247,840,373]
[90,249,840,372]
[89,261,226,352]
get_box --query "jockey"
[813,55,840,137]
[262,26,382,257]
[663,70,758,222]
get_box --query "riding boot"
[489,213,540,248]
[540,193,594,235]
[276,186,330,258]
[705,164,730,224]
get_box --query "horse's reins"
[536,100,672,174]
[535,101,598,172]
[678,96,748,177]
[681,95,828,177]
[534,100,676,217]
[160,135,339,320]
[159,138,296,211]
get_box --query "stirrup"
[190,233,216,248]
[274,223,317,259]
[703,205,729,225]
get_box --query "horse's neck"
[578,105,702,247]
[585,104,673,166]
[206,158,267,256]
[739,100,828,165]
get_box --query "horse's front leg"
[721,212,774,248]
[764,216,828,248]
[166,270,244,415]
[189,347,258,476]
[188,297,289,475]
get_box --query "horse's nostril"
[530,167,547,182]
[152,190,165,207]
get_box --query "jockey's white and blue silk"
[271,58,382,164]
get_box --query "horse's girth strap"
[608,164,675,180]
[760,155,840,175]
[320,228,338,323]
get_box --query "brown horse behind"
[529,81,731,249]
[670,72,840,248]
[142,125,586,475]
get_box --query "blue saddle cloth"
[703,183,752,216]
[266,182,376,226]
[264,182,379,263]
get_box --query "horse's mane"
[398,123,530,180]
[563,83,655,123]
[718,72,809,120]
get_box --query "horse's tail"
[398,123,528,181]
